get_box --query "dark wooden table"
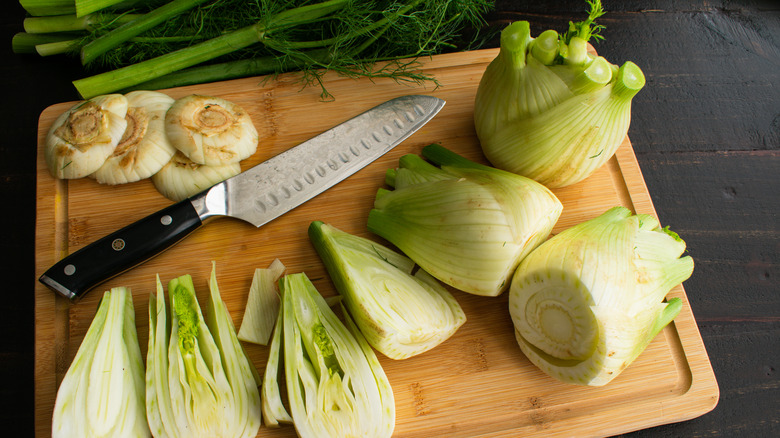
[2,1,777,436]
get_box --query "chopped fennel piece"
[509,206,694,386]
[267,272,395,437]
[145,264,261,438]
[52,286,149,438]
[368,144,562,297]
[309,221,466,359]
[238,258,286,345]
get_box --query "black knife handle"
[39,199,203,300]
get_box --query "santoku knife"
[40,94,445,300]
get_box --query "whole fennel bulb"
[474,1,645,188]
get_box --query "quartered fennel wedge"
[309,221,466,360]
[146,263,261,438]
[262,273,395,437]
[52,287,149,438]
[368,144,562,297]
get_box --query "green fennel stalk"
[20,0,76,16]
[80,0,212,65]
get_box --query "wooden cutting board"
[34,48,719,437]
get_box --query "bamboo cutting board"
[34,48,719,437]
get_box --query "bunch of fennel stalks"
[14,0,494,99]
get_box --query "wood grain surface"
[3,1,778,437]
[33,48,718,437]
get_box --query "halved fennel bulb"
[93,90,177,184]
[165,94,258,166]
[45,93,128,179]
[263,273,395,437]
[508,206,694,386]
[368,144,562,297]
[145,263,261,438]
[309,221,466,359]
[52,287,149,438]
[151,151,241,201]
[474,5,645,188]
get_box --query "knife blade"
[40,94,445,300]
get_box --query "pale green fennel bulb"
[474,0,646,188]
[508,207,693,386]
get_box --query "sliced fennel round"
[474,4,646,188]
[93,90,177,185]
[146,263,262,438]
[52,287,149,438]
[165,94,258,166]
[45,93,128,179]
[309,221,466,360]
[508,206,693,386]
[368,144,562,297]
[151,151,241,201]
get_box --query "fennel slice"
[165,94,258,166]
[93,90,177,185]
[151,151,240,202]
[45,93,128,179]
[238,259,287,346]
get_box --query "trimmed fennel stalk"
[20,0,76,16]
[124,15,397,95]
[80,0,212,65]
[23,13,142,34]
[72,0,350,98]
[508,207,693,386]
[75,0,127,18]
[12,32,76,54]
